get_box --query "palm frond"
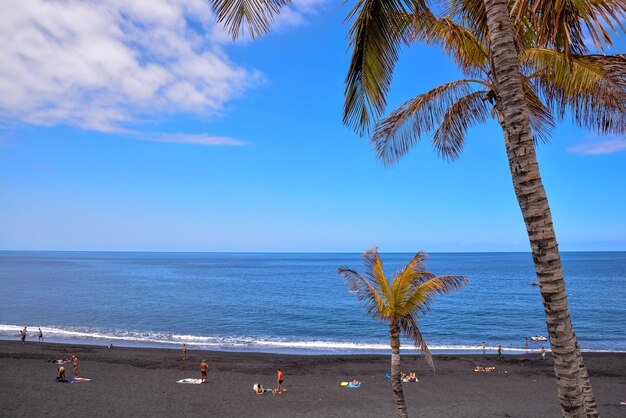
[511,0,626,53]
[343,0,421,135]
[362,247,393,302]
[524,49,626,135]
[432,90,490,160]
[337,266,387,319]
[371,79,485,165]
[390,251,430,308]
[209,0,291,40]
[411,12,489,77]
[440,0,489,45]
[401,314,434,370]
[404,275,469,316]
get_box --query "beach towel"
[474,366,495,372]
[67,378,91,383]
[49,359,68,364]
[620,401,626,406]
[177,378,203,384]
[340,382,361,388]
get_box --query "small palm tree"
[337,248,468,418]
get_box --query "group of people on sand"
[252,369,287,395]
[56,355,79,382]
[19,327,44,344]
[398,372,417,382]
[184,344,286,393]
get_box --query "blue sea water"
[0,251,624,354]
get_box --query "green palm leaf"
[370,80,487,165]
[362,247,393,302]
[411,12,489,76]
[432,90,490,160]
[524,49,626,135]
[401,314,433,368]
[512,0,626,53]
[210,0,291,39]
[338,266,387,318]
[343,0,425,135]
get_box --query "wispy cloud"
[0,0,323,134]
[567,138,626,155]
[148,133,247,146]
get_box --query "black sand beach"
[1,340,624,417]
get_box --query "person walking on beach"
[38,328,44,342]
[182,343,188,360]
[20,327,27,344]
[482,341,486,354]
[200,360,208,383]
[497,345,503,361]
[71,355,79,377]
[275,369,286,394]
[541,347,546,361]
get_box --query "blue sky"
[1,0,625,252]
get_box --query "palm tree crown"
[369,11,626,164]
[338,248,468,367]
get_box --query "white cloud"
[567,138,626,155]
[148,133,247,146]
[0,0,324,136]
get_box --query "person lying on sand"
[253,384,267,394]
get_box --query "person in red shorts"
[275,369,286,394]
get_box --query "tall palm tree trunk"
[576,343,598,417]
[389,324,408,418]
[482,1,597,416]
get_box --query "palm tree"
[337,248,468,418]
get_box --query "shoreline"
[2,340,625,417]
[2,336,624,356]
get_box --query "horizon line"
[1,249,625,254]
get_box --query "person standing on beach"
[20,327,27,344]
[276,369,285,394]
[200,360,208,383]
[71,355,79,377]
[541,347,546,360]
[38,328,43,342]
[524,337,528,349]
[497,345,503,361]
[482,341,486,354]
[182,343,188,360]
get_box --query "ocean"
[1,251,624,354]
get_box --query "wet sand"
[1,340,624,417]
